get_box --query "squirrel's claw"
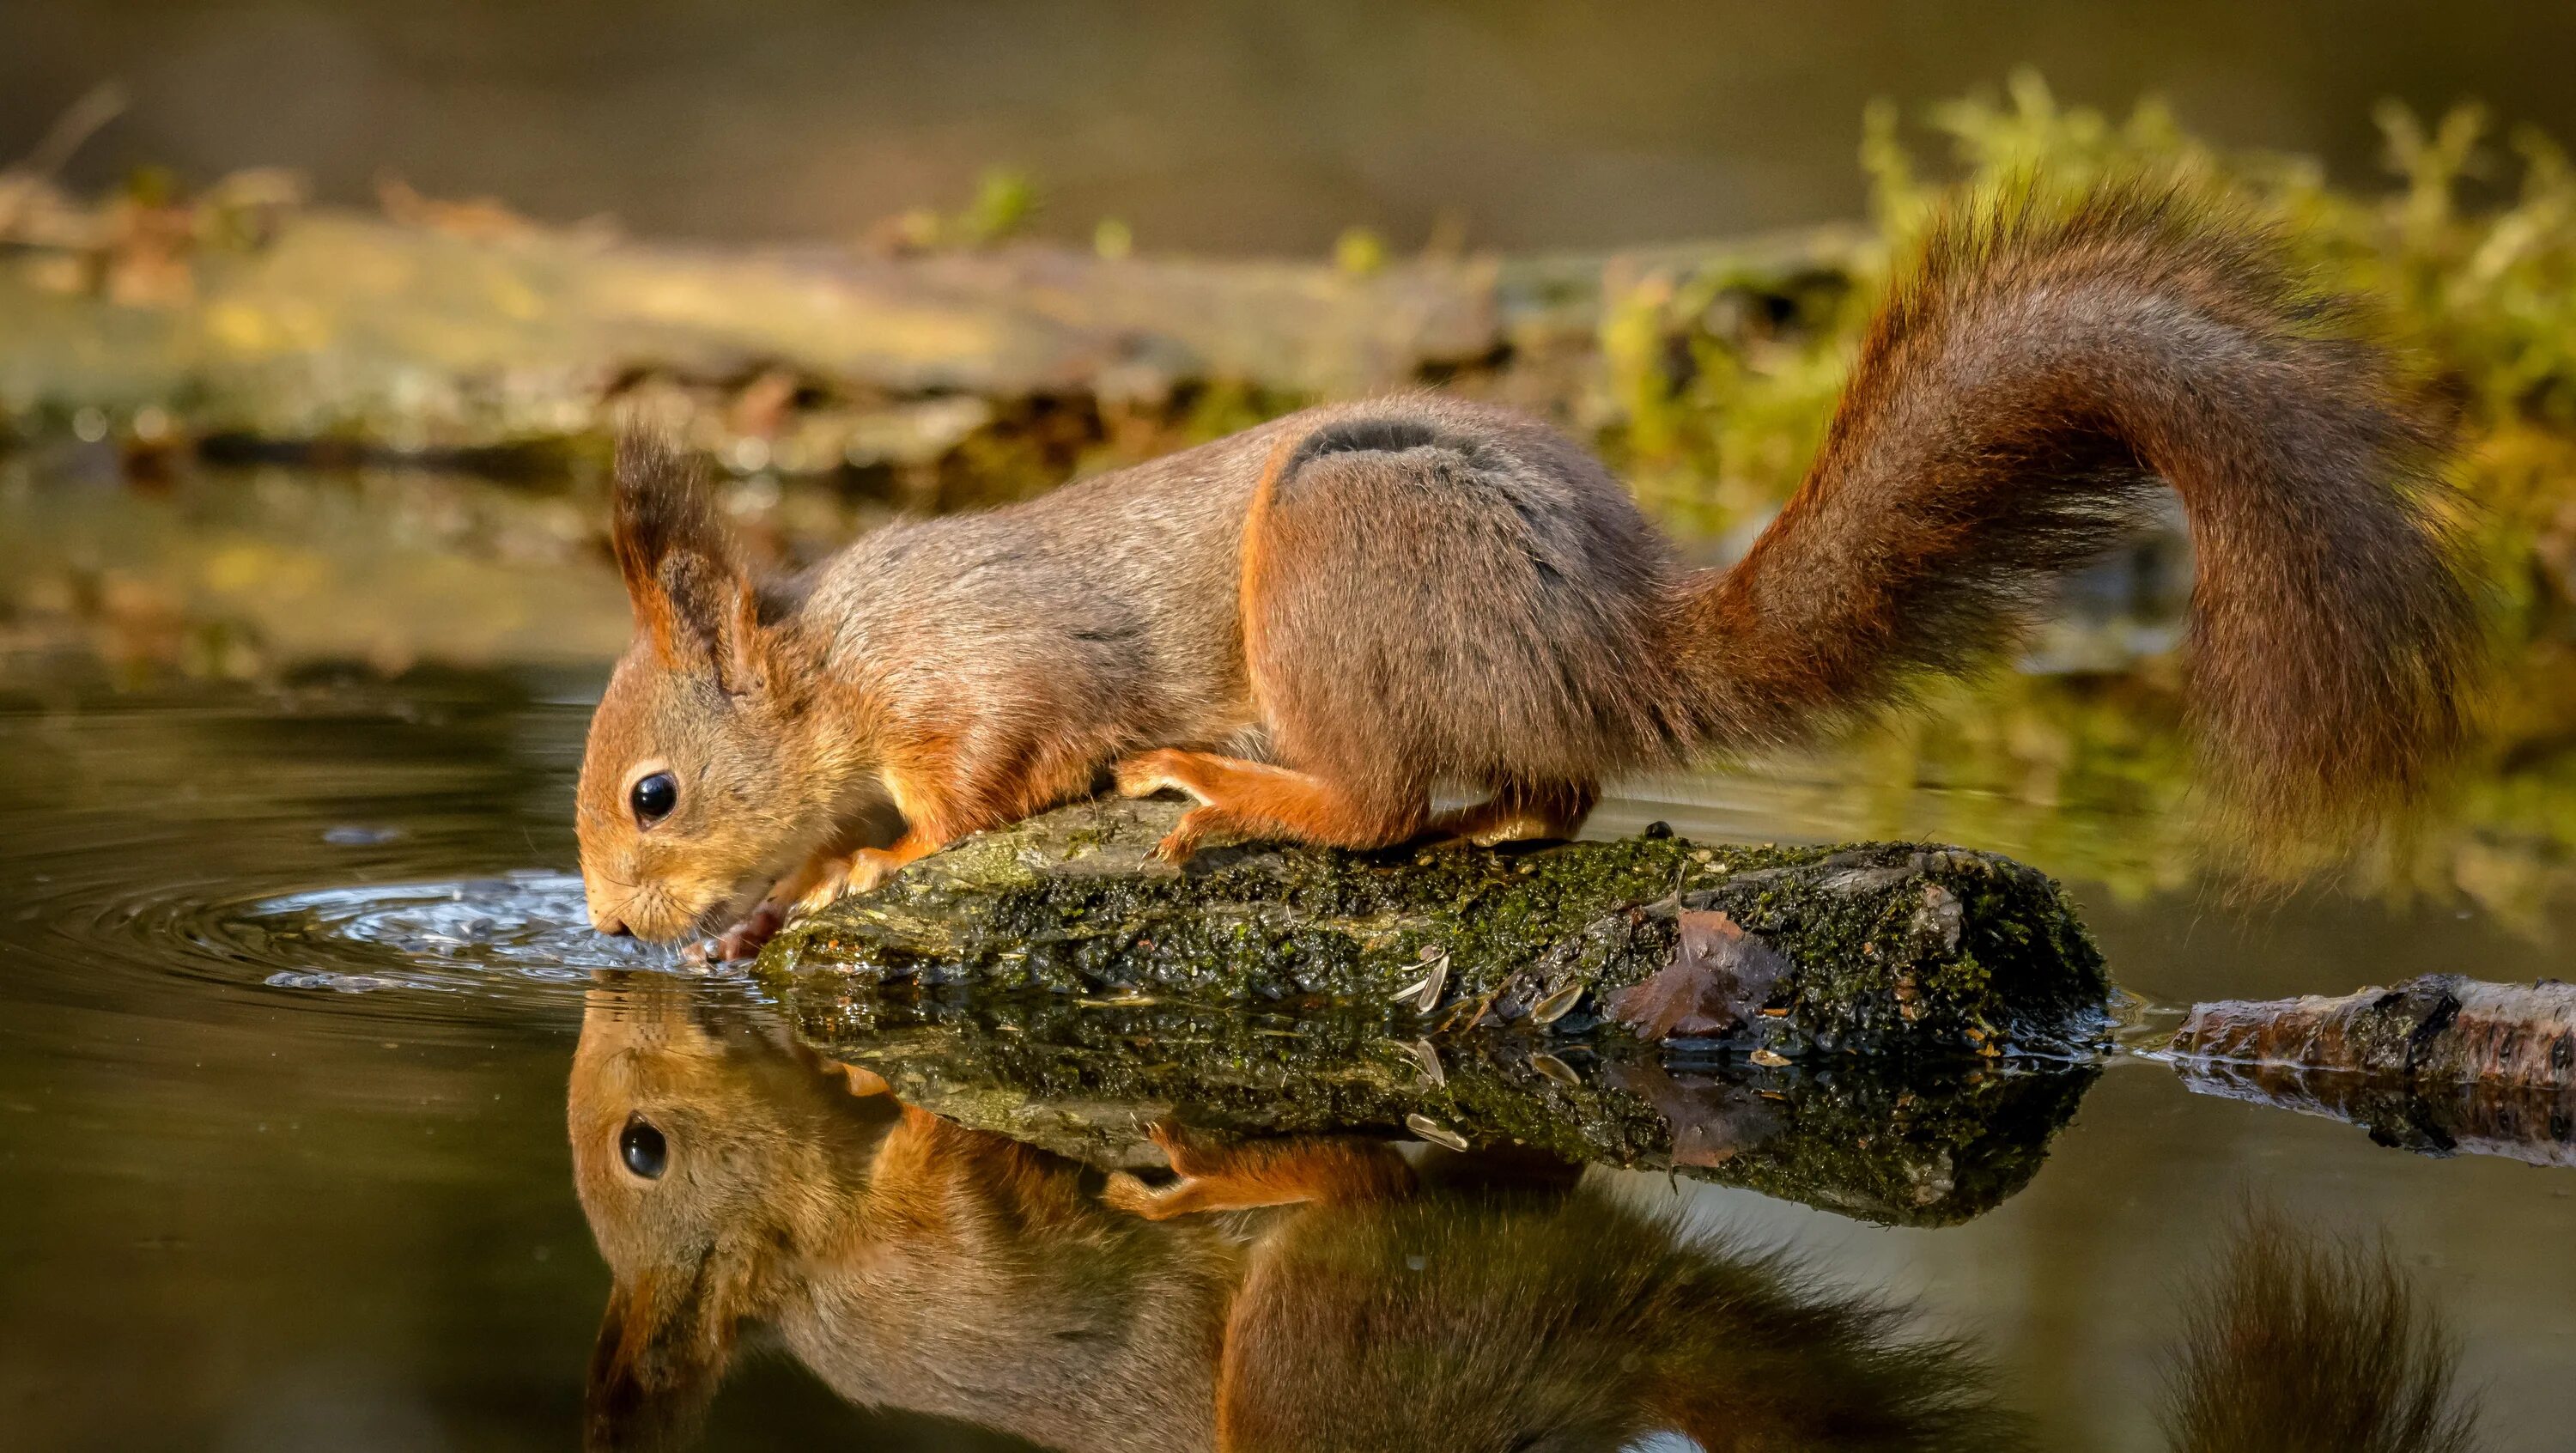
[1099,1119,1417,1219]
[686,903,786,964]
[1140,1116,1203,1165]
[676,849,902,966]
[773,845,908,924]
[839,847,909,896]
[1150,814,1212,865]
[793,856,857,914]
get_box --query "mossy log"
[789,994,2098,1226]
[762,797,2111,1062]
[2169,974,2576,1165]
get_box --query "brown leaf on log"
[1604,1061,1783,1168]
[1610,909,1788,1041]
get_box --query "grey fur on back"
[783,394,1693,804]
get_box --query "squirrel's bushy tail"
[1663,182,2478,824]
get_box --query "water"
[3,508,2573,1450]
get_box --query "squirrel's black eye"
[629,771,677,825]
[619,1115,668,1180]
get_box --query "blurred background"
[11,0,2576,252]
[5,5,2576,1452]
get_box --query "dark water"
[3,660,2571,1451]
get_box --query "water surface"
[3,483,2573,1450]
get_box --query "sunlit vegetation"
[1591,74,2576,917]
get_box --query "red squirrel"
[574,185,2476,955]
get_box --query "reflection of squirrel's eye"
[629,771,677,826]
[619,1115,668,1179]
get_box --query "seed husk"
[1529,981,1585,1025]
[1405,1113,1468,1152]
[1406,1037,1445,1089]
[1391,953,1453,1010]
[1528,1051,1582,1089]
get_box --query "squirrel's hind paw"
[1151,812,1217,864]
[1114,749,1205,802]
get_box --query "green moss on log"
[763,797,2111,1061]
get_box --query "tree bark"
[761,796,2112,1063]
[2169,974,2576,1165]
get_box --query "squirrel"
[574,183,2476,955]
[569,977,2484,1453]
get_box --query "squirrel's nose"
[585,884,634,938]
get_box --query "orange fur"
[1103,1122,1417,1219]
[573,985,2467,1453]
[1113,749,1419,858]
[1234,434,1299,722]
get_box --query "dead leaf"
[1604,1061,1783,1168]
[1609,909,1788,1041]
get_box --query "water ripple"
[0,682,719,1049]
[237,872,672,993]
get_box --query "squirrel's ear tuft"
[584,1274,725,1452]
[611,435,767,694]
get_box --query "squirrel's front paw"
[1099,1121,1218,1220]
[840,847,910,896]
[781,847,910,917]
[686,903,786,964]
[1101,1171,1171,1219]
[792,855,857,914]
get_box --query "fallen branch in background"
[2169,975,2576,1166]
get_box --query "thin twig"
[13,82,130,179]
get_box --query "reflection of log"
[764,797,2112,1061]
[788,994,2098,1226]
[2168,974,2576,1164]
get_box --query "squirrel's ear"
[610,435,770,695]
[584,1274,726,1452]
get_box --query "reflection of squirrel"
[574,185,2476,951]
[569,982,2484,1453]
[568,980,2020,1451]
